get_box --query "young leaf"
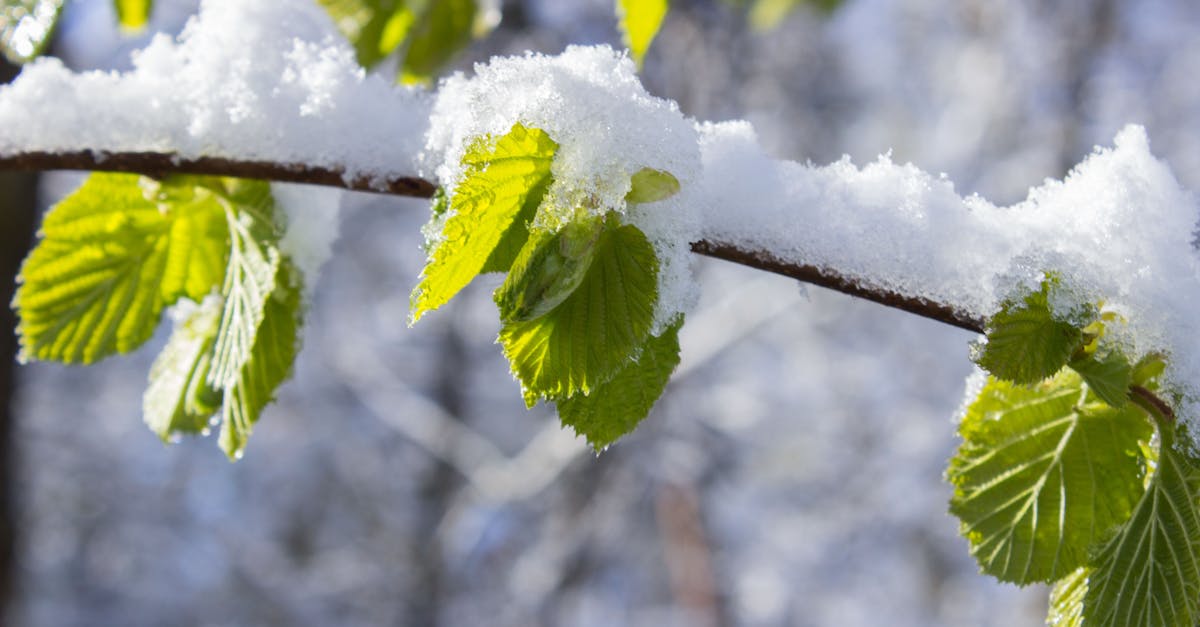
[411,123,557,322]
[2,0,62,64]
[399,0,476,84]
[15,173,228,364]
[975,282,1087,384]
[1069,350,1133,408]
[317,0,412,68]
[625,167,680,204]
[557,318,682,451]
[615,0,668,69]
[499,222,659,400]
[947,371,1152,584]
[218,261,304,459]
[1132,352,1167,389]
[113,0,152,30]
[1081,426,1200,626]
[143,296,223,440]
[207,181,283,389]
[494,216,604,323]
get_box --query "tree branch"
[0,149,985,333]
[0,151,438,197]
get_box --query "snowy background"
[11,0,1200,625]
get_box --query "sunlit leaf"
[113,0,152,31]
[1082,425,1200,626]
[410,123,557,322]
[206,180,283,389]
[616,0,668,69]
[218,261,304,459]
[948,371,1152,584]
[16,173,228,364]
[499,221,659,400]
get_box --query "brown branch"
[689,240,985,333]
[0,151,438,198]
[0,149,987,333]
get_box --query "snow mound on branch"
[0,0,429,183]
[700,122,1200,426]
[425,45,703,332]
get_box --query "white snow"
[424,45,703,331]
[273,183,343,288]
[0,0,430,185]
[699,121,1200,425]
[4,3,1200,436]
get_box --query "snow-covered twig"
[0,147,985,332]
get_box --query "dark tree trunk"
[0,58,38,624]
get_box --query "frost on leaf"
[411,123,557,323]
[144,296,223,440]
[217,260,304,459]
[975,279,1091,385]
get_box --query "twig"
[0,149,986,332]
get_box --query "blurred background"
[5,0,1200,625]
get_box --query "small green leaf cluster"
[411,122,683,451]
[949,277,1200,626]
[317,0,490,84]
[14,174,305,459]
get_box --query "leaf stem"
[1129,384,1175,426]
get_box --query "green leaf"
[1,0,63,64]
[1132,352,1167,389]
[1069,350,1133,408]
[616,0,668,69]
[15,173,228,364]
[317,0,412,68]
[557,317,682,450]
[207,180,283,390]
[947,370,1152,584]
[975,282,1088,384]
[748,0,842,31]
[499,221,659,400]
[411,123,557,322]
[143,296,223,440]
[494,215,604,323]
[399,0,476,84]
[1082,426,1200,626]
[1048,568,1088,627]
[625,167,680,204]
[218,261,304,459]
[113,0,152,30]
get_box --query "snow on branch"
[0,151,437,197]
[3,0,1200,413]
[0,147,984,332]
